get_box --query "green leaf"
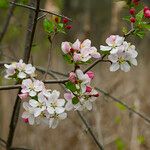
[142,23,150,31]
[63,54,73,64]
[115,138,125,150]
[137,135,145,144]
[72,97,79,104]
[100,50,110,55]
[136,10,143,22]
[123,16,130,22]
[0,0,8,8]
[65,81,77,92]
[116,103,126,111]
[43,19,55,33]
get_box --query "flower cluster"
[4,59,36,79]
[61,39,101,63]
[100,35,138,72]
[22,89,67,129]
[65,69,99,111]
[4,60,67,129]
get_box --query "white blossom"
[21,79,45,97]
[100,35,125,54]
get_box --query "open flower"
[49,112,67,129]
[22,102,35,125]
[4,59,36,79]
[29,92,47,117]
[108,51,137,72]
[21,79,45,97]
[61,39,100,63]
[46,90,66,115]
[100,35,125,54]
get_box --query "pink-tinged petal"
[69,72,76,83]
[86,86,92,93]
[73,53,81,62]
[86,71,94,79]
[61,42,71,54]
[64,93,73,101]
[18,93,29,100]
[81,39,91,48]
[72,39,81,50]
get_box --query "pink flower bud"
[93,93,100,97]
[61,42,71,54]
[86,86,92,93]
[69,72,76,83]
[18,93,29,100]
[86,71,94,79]
[66,25,72,29]
[144,9,150,18]
[23,118,28,123]
[62,18,69,24]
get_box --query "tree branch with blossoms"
[0,0,150,150]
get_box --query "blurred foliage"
[115,138,126,150]
[115,103,127,111]
[137,135,145,145]
[0,0,9,9]
[115,116,122,124]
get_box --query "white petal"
[29,99,39,107]
[47,107,55,114]
[17,72,26,79]
[65,101,74,111]
[84,101,92,110]
[28,115,35,125]
[108,54,118,63]
[130,58,137,66]
[100,45,111,51]
[56,99,65,107]
[58,112,67,120]
[29,91,36,97]
[22,111,30,118]
[110,47,119,54]
[110,63,120,72]
[34,108,42,117]
[55,107,65,114]
[120,62,130,72]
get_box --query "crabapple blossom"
[49,112,67,129]
[65,69,99,111]
[46,90,65,115]
[29,92,47,117]
[21,79,45,97]
[61,39,101,63]
[109,41,138,72]
[100,35,125,54]
[22,102,35,125]
[4,59,36,79]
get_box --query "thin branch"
[77,111,104,150]
[0,0,18,43]
[10,1,72,21]
[10,148,31,150]
[6,0,41,149]
[96,88,150,124]
[83,55,108,73]
[0,79,68,91]
[0,138,7,145]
